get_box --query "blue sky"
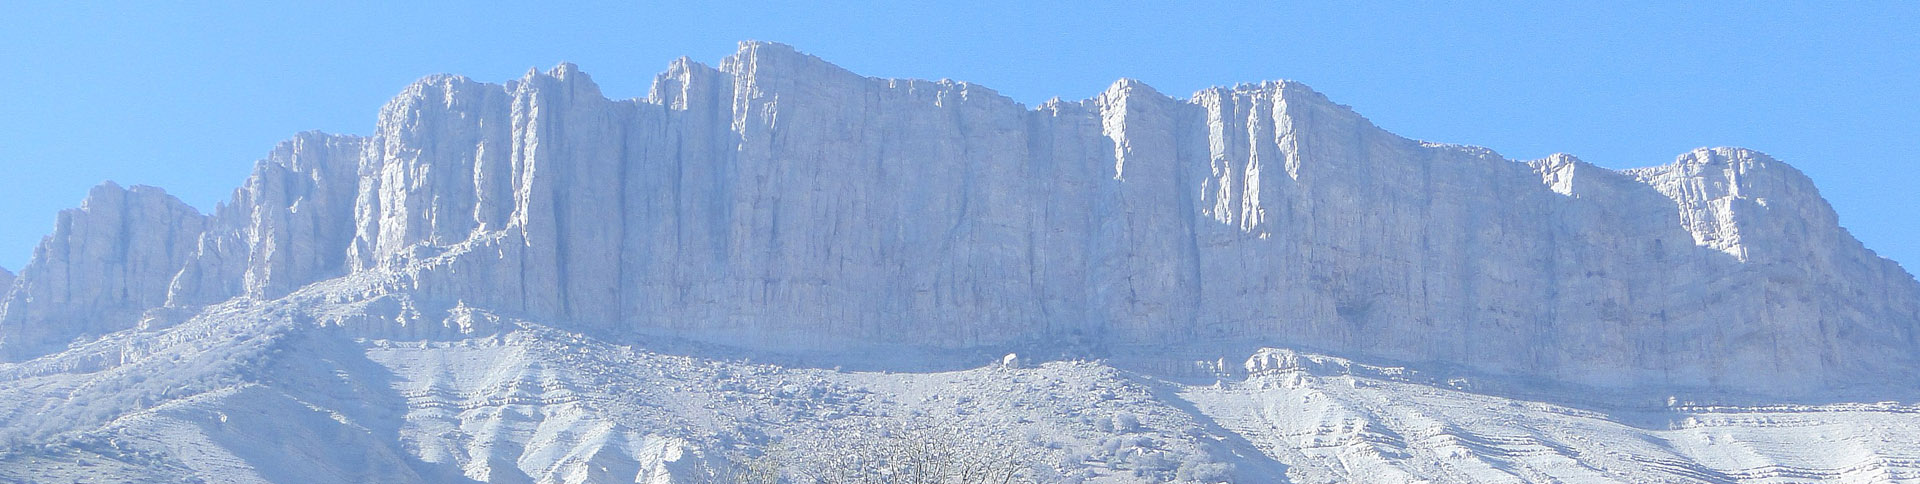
[2,2,1915,273]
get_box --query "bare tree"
[684,447,782,484]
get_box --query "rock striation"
[1,42,1915,399]
[0,183,208,360]
[167,131,366,306]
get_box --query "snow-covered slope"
[3,289,1918,483]
[0,42,1916,482]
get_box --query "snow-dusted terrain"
[1,42,1917,483]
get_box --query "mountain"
[1,42,1916,483]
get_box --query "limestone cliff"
[0,183,208,360]
[168,131,366,306]
[2,42,1914,399]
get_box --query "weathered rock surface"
[1,42,1915,400]
[167,131,366,307]
[0,183,208,360]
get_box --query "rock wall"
[0,183,208,360]
[168,131,365,306]
[2,42,1915,397]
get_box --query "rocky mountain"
[0,183,208,361]
[1,42,1916,483]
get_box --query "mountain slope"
[0,42,1916,482]
[4,296,1919,483]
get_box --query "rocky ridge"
[0,183,208,361]
[1,41,1916,401]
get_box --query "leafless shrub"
[706,420,1035,484]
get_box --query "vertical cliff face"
[0,183,209,360]
[1626,149,1920,389]
[1,42,1914,397]
[169,132,366,307]
[0,132,368,360]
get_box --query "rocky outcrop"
[0,183,208,360]
[167,132,365,307]
[1622,148,1920,391]
[329,43,1920,395]
[2,42,1914,398]
[0,132,366,361]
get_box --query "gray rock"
[1,42,1915,398]
[0,183,208,360]
[168,131,365,306]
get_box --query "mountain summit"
[1,42,1916,483]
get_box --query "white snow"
[0,41,1916,482]
[4,297,1918,482]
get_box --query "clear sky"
[2,2,1915,274]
